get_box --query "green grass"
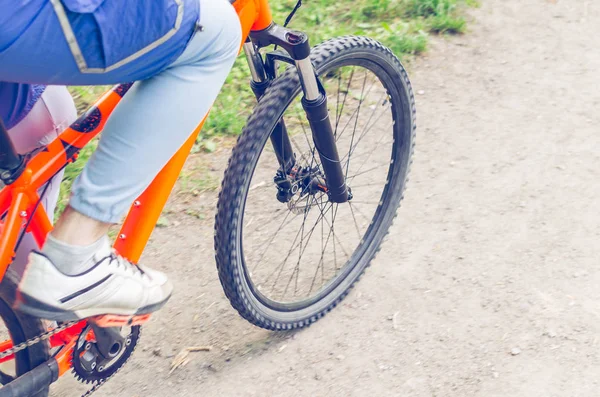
[61,0,470,214]
[178,167,218,196]
[203,0,470,140]
[55,138,97,217]
[402,0,468,33]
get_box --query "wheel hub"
[275,166,326,200]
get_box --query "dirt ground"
[53,0,600,395]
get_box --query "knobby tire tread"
[215,36,416,331]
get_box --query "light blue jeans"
[70,0,241,223]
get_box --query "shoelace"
[108,252,147,278]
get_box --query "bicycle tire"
[215,36,416,330]
[0,272,50,396]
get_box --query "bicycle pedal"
[90,313,151,328]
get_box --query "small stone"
[510,347,521,356]
[336,355,346,361]
[417,90,425,95]
[152,348,162,357]
[314,373,322,380]
[546,330,557,338]
[493,372,499,379]
[201,362,217,372]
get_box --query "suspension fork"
[243,40,295,173]
[246,26,349,203]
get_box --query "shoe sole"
[14,290,171,327]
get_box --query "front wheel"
[215,36,416,330]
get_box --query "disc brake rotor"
[277,165,329,215]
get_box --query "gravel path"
[55,1,600,395]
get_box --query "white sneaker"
[16,239,172,323]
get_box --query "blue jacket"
[0,0,201,85]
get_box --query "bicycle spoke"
[249,208,295,274]
[341,112,393,166]
[288,111,311,166]
[264,194,315,288]
[348,201,363,241]
[346,182,383,189]
[281,201,333,298]
[340,97,392,164]
[289,195,330,296]
[349,202,374,223]
[346,200,380,206]
[335,76,379,143]
[308,200,338,294]
[291,202,309,296]
[335,66,355,136]
[319,195,326,291]
[321,209,351,261]
[344,70,369,181]
[279,198,332,291]
[331,204,339,270]
[346,163,388,181]
[335,71,342,132]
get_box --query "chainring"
[72,324,140,384]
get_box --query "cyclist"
[0,0,242,322]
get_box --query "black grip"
[0,358,58,397]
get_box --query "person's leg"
[17,0,241,322]
[7,86,77,278]
[55,0,242,245]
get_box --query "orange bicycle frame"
[0,0,274,379]
[0,0,274,273]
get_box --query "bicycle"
[0,0,415,395]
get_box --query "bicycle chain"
[0,320,135,397]
[80,378,106,397]
[0,320,78,360]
